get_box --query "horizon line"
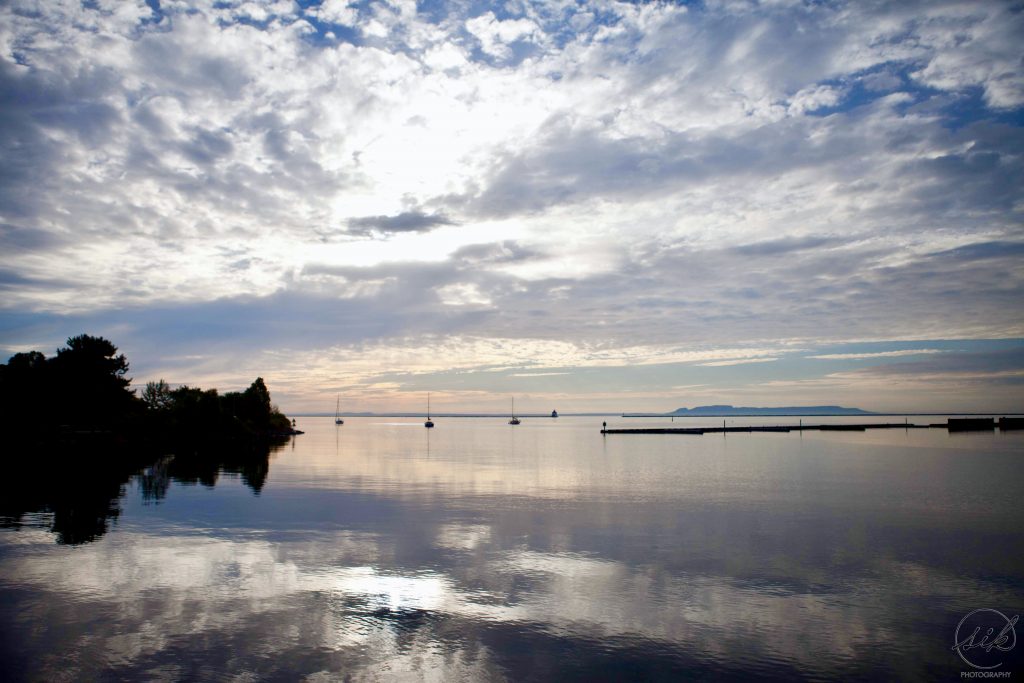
[293,411,1024,418]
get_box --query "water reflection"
[137,444,278,500]
[0,418,1022,680]
[0,440,285,545]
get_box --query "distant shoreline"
[623,412,1024,417]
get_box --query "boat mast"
[424,392,434,428]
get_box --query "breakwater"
[601,418,1022,435]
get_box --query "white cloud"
[437,282,492,307]
[310,0,358,26]
[908,2,1024,108]
[787,85,842,116]
[465,12,540,59]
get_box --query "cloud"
[465,12,540,60]
[348,211,454,235]
[928,240,1024,262]
[0,223,63,253]
[698,357,779,367]
[308,0,359,27]
[730,236,848,257]
[854,347,1024,379]
[907,2,1024,108]
[809,350,944,361]
[452,240,540,265]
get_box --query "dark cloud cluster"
[348,211,454,235]
[856,347,1024,382]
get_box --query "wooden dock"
[600,420,1013,435]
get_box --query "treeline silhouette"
[0,333,294,444]
[0,334,295,544]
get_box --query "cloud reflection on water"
[1,419,1022,680]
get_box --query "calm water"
[2,416,1023,681]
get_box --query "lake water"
[2,416,1023,681]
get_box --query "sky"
[1,0,1023,414]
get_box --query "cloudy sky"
[1,0,1022,414]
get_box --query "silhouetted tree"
[214,377,292,436]
[167,385,224,437]
[244,377,272,421]
[5,350,47,373]
[141,379,173,411]
[268,402,292,433]
[49,334,139,430]
[0,351,51,429]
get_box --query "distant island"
[626,405,876,417]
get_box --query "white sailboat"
[424,393,434,428]
[509,397,521,425]
[334,395,344,425]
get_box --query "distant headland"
[626,405,877,417]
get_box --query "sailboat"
[424,393,434,428]
[509,397,521,425]
[334,395,344,425]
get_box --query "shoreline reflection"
[1,440,286,545]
